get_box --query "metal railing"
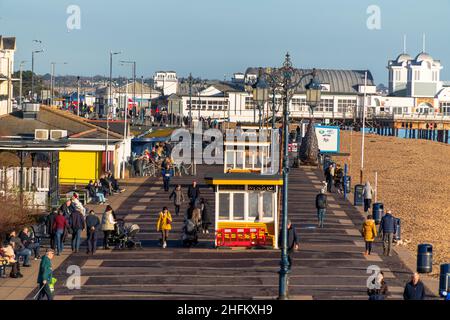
[0,166,50,192]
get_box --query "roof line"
[69,128,97,138]
[40,106,123,139]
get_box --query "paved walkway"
[1,165,439,300]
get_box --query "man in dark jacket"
[324,164,334,193]
[59,199,74,243]
[46,209,58,250]
[315,189,328,228]
[9,231,32,267]
[187,181,201,205]
[85,180,97,202]
[85,210,100,255]
[19,227,41,260]
[403,272,425,300]
[379,210,397,256]
[69,210,85,253]
[279,221,299,270]
[37,249,54,300]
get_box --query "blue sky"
[1,0,449,84]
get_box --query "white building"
[154,71,178,96]
[0,36,16,116]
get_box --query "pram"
[107,219,141,249]
[182,218,198,247]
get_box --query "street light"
[188,73,193,128]
[50,62,68,107]
[264,53,317,300]
[106,51,122,172]
[31,48,44,101]
[19,61,27,108]
[252,69,269,131]
[120,60,136,122]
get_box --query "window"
[317,99,334,112]
[414,70,420,81]
[233,193,245,220]
[262,192,273,218]
[440,102,450,115]
[432,71,438,82]
[395,70,401,81]
[337,99,356,113]
[219,193,230,220]
[248,192,259,219]
[245,96,255,110]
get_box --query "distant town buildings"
[153,71,178,96]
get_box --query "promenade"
[0,165,439,300]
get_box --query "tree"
[12,70,45,99]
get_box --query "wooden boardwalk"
[23,165,435,300]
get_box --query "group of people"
[156,181,211,249]
[85,171,125,204]
[324,162,345,194]
[46,198,113,255]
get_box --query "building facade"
[0,36,16,116]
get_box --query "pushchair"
[182,218,198,247]
[107,219,141,249]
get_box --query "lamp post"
[31,48,44,102]
[262,53,318,300]
[252,68,269,131]
[19,61,27,109]
[107,51,122,172]
[188,73,193,128]
[50,62,68,107]
[76,76,80,116]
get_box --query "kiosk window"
[262,192,273,218]
[233,193,245,220]
[248,192,259,219]
[219,193,230,220]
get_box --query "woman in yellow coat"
[156,207,172,248]
[361,214,377,256]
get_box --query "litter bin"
[372,203,384,224]
[417,244,433,273]
[394,218,401,241]
[354,185,364,206]
[439,264,450,297]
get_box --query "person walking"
[361,214,377,256]
[279,221,299,270]
[379,210,397,256]
[36,249,55,300]
[315,189,328,228]
[86,210,100,255]
[324,164,334,193]
[169,184,185,216]
[200,198,211,234]
[363,181,374,213]
[46,209,58,250]
[367,271,389,300]
[101,205,116,250]
[52,210,68,256]
[69,210,85,253]
[156,207,172,249]
[403,272,426,300]
[188,180,201,205]
[161,163,174,192]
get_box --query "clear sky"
[1,0,449,84]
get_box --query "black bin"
[439,264,450,297]
[394,218,401,241]
[372,203,384,224]
[354,185,364,206]
[417,244,433,273]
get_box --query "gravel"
[335,130,450,277]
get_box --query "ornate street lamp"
[299,75,322,165]
[252,69,269,131]
[261,53,317,300]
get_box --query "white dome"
[415,52,433,63]
[396,53,412,63]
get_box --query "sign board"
[315,125,340,153]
